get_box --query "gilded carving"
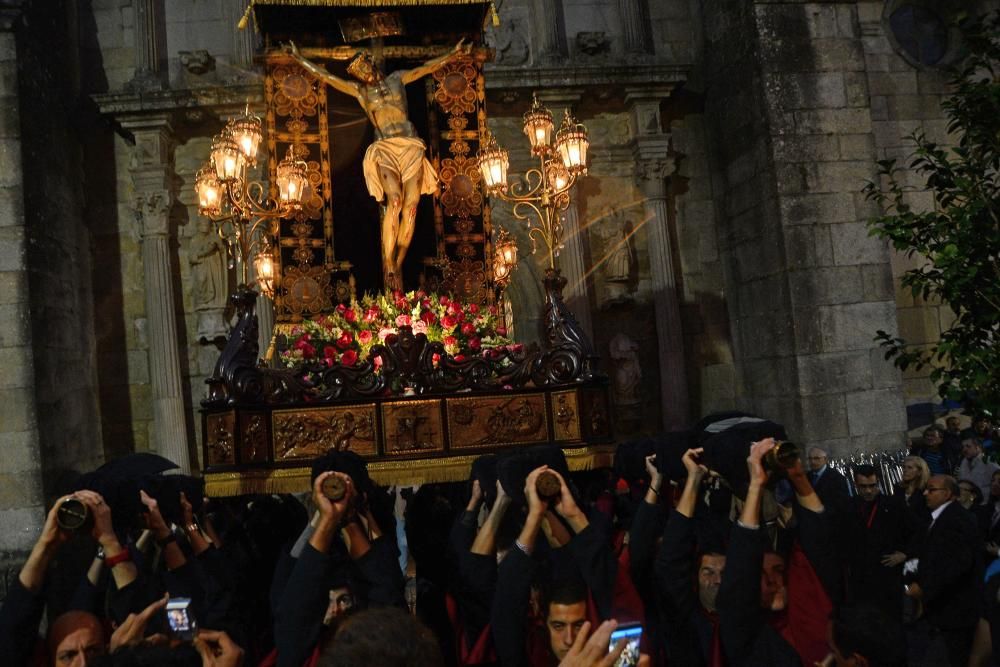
[206,411,236,466]
[382,400,445,454]
[432,58,478,115]
[448,394,548,449]
[272,405,378,460]
[552,391,581,442]
[241,413,269,463]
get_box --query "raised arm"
[285,41,360,98]
[401,38,471,84]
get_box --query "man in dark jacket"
[906,474,983,667]
[806,447,850,513]
[846,464,922,620]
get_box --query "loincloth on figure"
[362,136,438,202]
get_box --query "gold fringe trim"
[204,445,616,496]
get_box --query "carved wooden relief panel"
[272,404,378,460]
[381,400,445,455]
[205,411,236,466]
[552,390,581,442]
[240,412,271,464]
[447,393,549,450]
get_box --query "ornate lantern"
[275,147,309,206]
[477,131,509,194]
[522,94,554,155]
[555,110,589,175]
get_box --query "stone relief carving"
[609,333,641,407]
[576,32,610,56]
[189,219,230,341]
[635,158,676,182]
[599,206,635,302]
[485,10,530,66]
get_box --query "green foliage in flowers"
[865,12,1000,414]
[280,289,512,369]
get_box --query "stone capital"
[534,88,586,112]
[134,189,173,238]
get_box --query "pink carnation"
[395,314,412,328]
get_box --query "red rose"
[443,335,458,347]
[441,315,458,330]
[432,353,441,365]
[344,308,357,323]
[358,330,373,345]
[373,355,383,369]
[512,343,524,353]
[394,297,408,309]
[468,303,479,314]
[461,322,476,336]
[453,354,467,362]
[340,349,358,366]
[447,302,461,316]
[420,310,437,325]
[489,305,499,316]
[416,290,427,300]
[468,336,481,351]
[364,307,380,323]
[336,331,354,350]
[396,314,412,328]
[323,345,337,364]
[392,289,404,300]
[496,325,507,337]
[439,295,450,306]
[421,299,431,309]
[336,304,346,314]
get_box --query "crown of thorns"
[347,52,377,79]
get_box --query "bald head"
[48,611,104,667]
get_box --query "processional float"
[197,0,613,494]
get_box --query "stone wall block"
[772,135,841,163]
[0,507,46,553]
[867,71,918,96]
[831,221,887,266]
[0,303,28,346]
[843,71,870,107]
[885,94,945,121]
[779,193,855,226]
[789,266,864,307]
[870,347,903,390]
[805,161,876,196]
[838,134,876,161]
[765,72,846,110]
[0,388,36,433]
[800,393,850,439]
[0,431,42,475]
[0,227,25,272]
[794,109,872,136]
[846,388,906,435]
[817,301,899,353]
[0,346,33,390]
[796,351,873,396]
[744,356,798,398]
[860,263,894,301]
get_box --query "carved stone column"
[618,0,650,55]
[535,0,567,61]
[628,87,688,430]
[123,116,191,471]
[130,0,166,91]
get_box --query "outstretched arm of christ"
[401,38,472,84]
[285,41,360,99]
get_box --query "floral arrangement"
[279,289,515,370]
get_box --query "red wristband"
[103,549,131,568]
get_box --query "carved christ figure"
[287,40,470,289]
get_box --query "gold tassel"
[490,1,500,26]
[237,2,253,30]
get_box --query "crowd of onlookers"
[3,410,1000,667]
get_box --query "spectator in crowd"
[958,438,999,501]
[963,415,995,455]
[806,447,849,513]
[943,416,964,460]
[827,603,906,667]
[845,465,921,620]
[894,455,931,520]
[982,470,1000,561]
[958,479,985,511]
[906,475,983,667]
[914,426,959,476]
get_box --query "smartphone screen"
[609,623,642,667]
[165,597,197,640]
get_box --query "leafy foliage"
[865,12,1000,413]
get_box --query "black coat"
[845,494,923,616]
[810,467,850,514]
[917,501,983,631]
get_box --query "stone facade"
[0,0,984,558]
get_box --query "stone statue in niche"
[609,333,641,407]
[189,219,229,342]
[576,32,610,56]
[286,40,470,289]
[602,206,634,302]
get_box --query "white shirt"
[930,499,954,524]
